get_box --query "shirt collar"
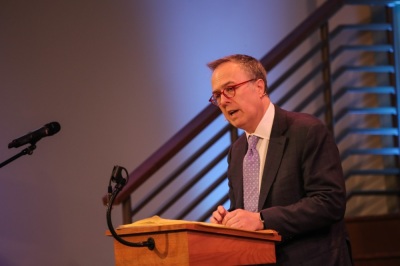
[245,103,275,141]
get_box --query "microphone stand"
[0,144,36,169]
[106,166,155,250]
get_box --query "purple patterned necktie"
[243,135,260,212]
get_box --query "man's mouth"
[228,110,238,116]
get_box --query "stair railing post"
[386,4,400,207]
[122,196,133,224]
[320,22,335,134]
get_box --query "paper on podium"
[118,216,197,228]
[117,215,279,237]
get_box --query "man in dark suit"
[208,54,353,265]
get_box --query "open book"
[117,215,278,236]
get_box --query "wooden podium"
[107,216,281,265]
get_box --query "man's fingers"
[210,205,228,224]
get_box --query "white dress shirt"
[245,103,275,191]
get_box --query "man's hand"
[222,209,264,231]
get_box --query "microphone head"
[46,122,61,136]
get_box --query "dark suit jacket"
[227,106,352,265]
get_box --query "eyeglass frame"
[209,78,256,106]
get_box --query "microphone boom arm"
[0,144,36,169]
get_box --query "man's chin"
[228,120,244,130]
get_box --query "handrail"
[102,0,345,206]
[260,0,344,72]
[102,105,220,205]
[130,124,233,216]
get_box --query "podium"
[107,216,281,265]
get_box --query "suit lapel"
[230,135,247,209]
[258,106,288,210]
[258,136,287,210]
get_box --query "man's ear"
[255,79,266,97]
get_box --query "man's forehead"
[213,61,243,73]
[212,63,247,84]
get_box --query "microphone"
[8,122,61,148]
[111,165,127,189]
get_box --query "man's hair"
[207,54,268,94]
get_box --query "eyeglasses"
[209,79,256,106]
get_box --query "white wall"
[0,1,320,265]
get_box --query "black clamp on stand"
[106,165,155,250]
[0,144,37,169]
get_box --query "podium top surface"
[108,216,281,242]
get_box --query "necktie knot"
[248,135,259,150]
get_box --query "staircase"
[329,3,400,216]
[103,1,400,264]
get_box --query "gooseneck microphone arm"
[106,165,155,250]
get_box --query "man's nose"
[219,93,230,106]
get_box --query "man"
[208,54,352,265]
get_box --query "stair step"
[330,23,393,40]
[344,65,395,73]
[331,45,394,59]
[348,127,399,135]
[338,23,392,31]
[347,189,400,200]
[335,127,399,144]
[345,0,400,6]
[347,107,397,115]
[344,148,400,156]
[344,86,395,94]
[339,44,394,53]
[347,168,400,176]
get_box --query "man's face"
[211,62,267,133]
